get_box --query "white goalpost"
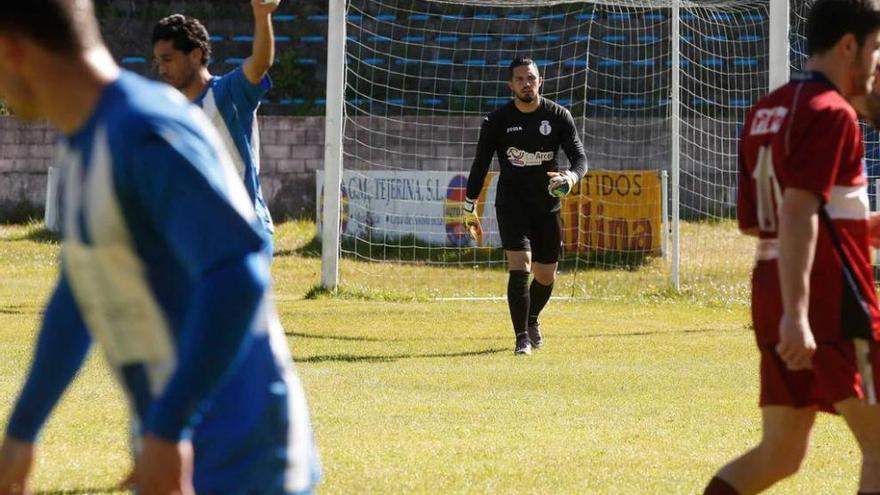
[319,0,783,301]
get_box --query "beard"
[515,91,536,103]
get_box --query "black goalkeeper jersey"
[465,97,588,212]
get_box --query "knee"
[533,270,556,286]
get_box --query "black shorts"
[495,203,563,264]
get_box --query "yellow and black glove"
[462,198,482,241]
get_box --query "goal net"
[321,0,771,301]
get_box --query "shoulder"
[542,98,574,121]
[101,72,219,169]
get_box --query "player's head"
[807,0,880,96]
[151,14,212,90]
[508,57,542,104]
[0,0,103,120]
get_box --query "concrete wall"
[0,115,738,222]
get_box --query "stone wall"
[0,115,738,222]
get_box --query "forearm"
[244,10,274,83]
[777,191,820,318]
[145,254,268,441]
[466,128,495,199]
[6,280,91,442]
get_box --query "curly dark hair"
[0,0,102,54]
[151,14,212,65]
[807,0,880,55]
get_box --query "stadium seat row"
[121,56,762,69]
[253,97,754,108]
[269,12,765,23]
[201,33,766,44]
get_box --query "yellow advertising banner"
[560,171,663,255]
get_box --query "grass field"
[0,221,865,494]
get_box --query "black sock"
[507,270,530,337]
[703,476,739,495]
[528,279,553,326]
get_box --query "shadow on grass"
[295,347,507,364]
[35,488,122,495]
[287,327,736,345]
[0,306,40,315]
[5,222,60,244]
[285,234,655,271]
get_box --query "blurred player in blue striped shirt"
[0,1,319,493]
[152,1,278,250]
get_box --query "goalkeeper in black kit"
[463,56,588,355]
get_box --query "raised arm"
[242,0,280,85]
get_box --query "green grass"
[0,221,863,494]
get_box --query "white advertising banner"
[316,170,501,247]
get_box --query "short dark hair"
[807,0,880,55]
[151,14,212,66]
[509,57,540,79]
[0,0,101,54]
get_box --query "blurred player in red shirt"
[704,1,880,494]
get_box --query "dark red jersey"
[738,71,880,342]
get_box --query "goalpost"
[320,0,783,301]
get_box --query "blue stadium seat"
[122,57,146,65]
[598,59,624,67]
[346,35,358,42]
[347,98,367,106]
[589,98,614,106]
[363,57,386,65]
[315,99,327,105]
[376,14,397,21]
[691,97,716,105]
[563,60,588,68]
[681,13,698,22]
[507,13,531,20]
[273,14,295,22]
[738,34,763,42]
[422,98,444,106]
[470,36,493,43]
[441,14,464,20]
[301,35,325,43]
[225,57,246,64]
[474,14,498,21]
[623,98,647,106]
[534,59,552,66]
[556,98,573,106]
[540,14,565,21]
[602,35,626,43]
[498,59,512,66]
[409,14,430,21]
[712,13,734,22]
[209,35,223,42]
[307,15,328,21]
[275,35,291,43]
[233,35,254,42]
[638,35,659,43]
[536,35,561,43]
[576,14,597,21]
[279,98,306,105]
[436,35,459,43]
[346,14,362,22]
[729,98,752,107]
[465,59,487,66]
[631,59,656,67]
[501,35,527,43]
[744,14,765,21]
[569,35,591,42]
[486,98,508,106]
[643,13,666,21]
[402,35,425,43]
[430,58,453,65]
[368,35,392,43]
[296,58,318,65]
[704,34,728,41]
[608,13,630,21]
[386,98,404,106]
[701,57,723,67]
[733,58,759,67]
[395,58,419,65]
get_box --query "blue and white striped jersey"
[5,71,319,494]
[194,67,274,239]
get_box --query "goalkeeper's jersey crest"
[54,70,320,493]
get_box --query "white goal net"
[321,0,774,301]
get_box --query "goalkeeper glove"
[547,170,578,198]
[462,198,482,241]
